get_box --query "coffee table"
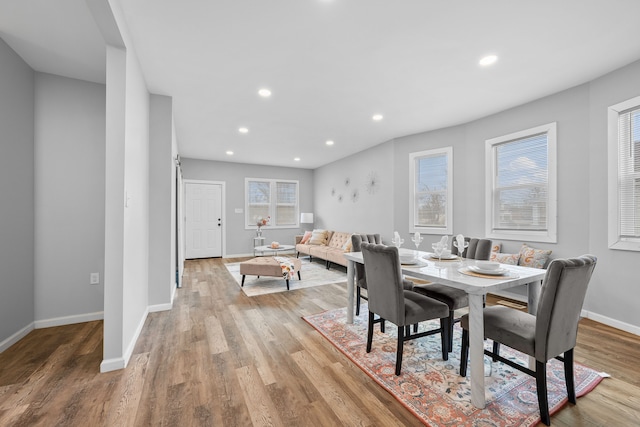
[254,244,295,256]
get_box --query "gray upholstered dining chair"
[412,237,492,352]
[361,243,450,375]
[352,234,414,317]
[459,254,597,426]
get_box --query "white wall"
[314,59,640,335]
[0,37,35,350]
[34,72,105,326]
[101,0,151,371]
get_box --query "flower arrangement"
[256,216,270,228]
[255,216,270,236]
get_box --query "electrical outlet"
[90,273,100,285]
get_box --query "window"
[409,147,453,235]
[608,96,640,251]
[245,178,299,228]
[485,123,557,243]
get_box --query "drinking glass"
[453,240,468,258]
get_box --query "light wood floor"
[1,257,639,426]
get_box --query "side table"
[253,236,265,256]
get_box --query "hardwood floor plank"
[291,349,371,426]
[236,364,284,427]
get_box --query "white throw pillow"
[308,229,328,245]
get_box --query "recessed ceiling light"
[372,114,383,121]
[326,140,334,146]
[226,150,234,155]
[258,88,272,97]
[294,157,301,161]
[479,55,498,66]
[238,127,249,134]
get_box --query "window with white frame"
[485,123,557,243]
[409,147,453,235]
[608,96,640,251]
[245,178,299,228]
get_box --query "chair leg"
[536,360,551,426]
[440,318,449,361]
[460,328,469,376]
[241,275,245,287]
[395,325,404,375]
[447,310,455,352]
[285,279,289,290]
[356,287,361,316]
[492,341,500,362]
[366,312,374,353]
[380,319,385,333]
[564,349,576,404]
[405,325,411,338]
[413,323,418,333]
[297,271,301,280]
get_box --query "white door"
[185,182,222,259]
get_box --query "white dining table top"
[344,248,547,295]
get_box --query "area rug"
[303,304,606,426]
[225,258,347,296]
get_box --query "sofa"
[295,230,380,270]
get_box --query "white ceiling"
[2,0,640,168]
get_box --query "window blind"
[618,107,640,238]
[493,133,548,231]
[414,153,448,228]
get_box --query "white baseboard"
[101,307,149,373]
[148,302,172,313]
[0,322,35,353]
[100,356,126,372]
[581,309,640,336]
[224,252,255,258]
[34,311,104,329]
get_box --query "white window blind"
[486,123,557,243]
[275,181,297,225]
[409,147,453,235]
[613,103,640,245]
[245,178,299,228]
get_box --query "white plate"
[428,254,458,260]
[402,259,427,267]
[468,265,508,275]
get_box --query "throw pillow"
[518,243,552,269]
[342,234,353,252]
[308,229,328,246]
[492,252,520,265]
[489,243,502,262]
[300,231,312,244]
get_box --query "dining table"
[343,247,547,409]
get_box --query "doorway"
[184,181,225,259]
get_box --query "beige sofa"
[295,230,354,269]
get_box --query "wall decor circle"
[366,171,380,194]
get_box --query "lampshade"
[300,212,314,224]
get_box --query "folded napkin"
[274,256,296,279]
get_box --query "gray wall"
[34,72,105,324]
[148,94,176,309]
[315,59,640,334]
[0,37,35,347]
[313,140,396,242]
[181,159,314,256]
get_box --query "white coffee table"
[254,244,295,256]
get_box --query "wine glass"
[411,234,423,253]
[453,240,468,258]
[432,243,445,262]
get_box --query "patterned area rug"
[225,257,347,296]
[303,304,605,426]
